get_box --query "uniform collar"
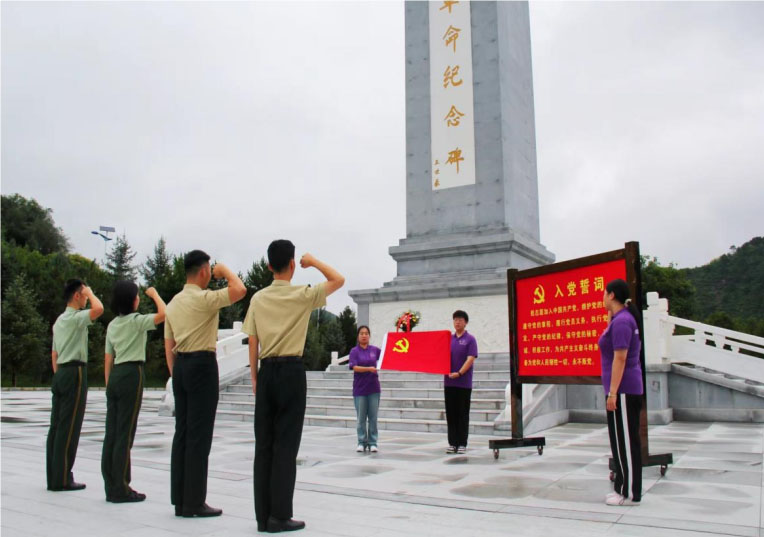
[271,280,290,287]
[454,330,469,339]
[184,283,202,291]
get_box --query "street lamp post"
[91,225,115,262]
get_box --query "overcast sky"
[2,1,763,314]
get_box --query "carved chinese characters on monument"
[430,1,476,190]
[515,259,628,377]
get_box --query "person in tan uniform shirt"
[242,240,344,533]
[164,249,246,518]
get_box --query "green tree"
[242,257,274,309]
[640,256,696,318]
[322,319,347,359]
[338,306,358,353]
[1,194,70,254]
[1,274,48,386]
[302,322,326,371]
[105,233,137,282]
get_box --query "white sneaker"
[356,444,364,453]
[370,445,378,453]
[457,446,467,454]
[446,446,457,454]
[605,494,640,506]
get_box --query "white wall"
[368,294,509,352]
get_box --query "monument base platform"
[350,230,553,353]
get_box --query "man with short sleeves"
[164,250,246,517]
[243,240,344,533]
[47,279,104,491]
[444,310,478,454]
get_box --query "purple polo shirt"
[348,344,381,397]
[444,331,478,389]
[599,309,643,395]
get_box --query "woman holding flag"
[348,326,381,453]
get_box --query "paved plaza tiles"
[2,390,763,537]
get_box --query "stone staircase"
[216,352,511,435]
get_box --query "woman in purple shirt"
[599,278,643,506]
[348,326,381,453]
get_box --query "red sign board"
[515,259,627,378]
[379,330,451,375]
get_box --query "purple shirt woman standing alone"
[599,278,644,507]
[348,325,381,453]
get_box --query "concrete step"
[244,378,508,389]
[219,392,505,410]
[224,384,505,399]
[216,400,500,421]
[215,409,502,435]
[306,370,509,380]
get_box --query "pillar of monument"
[350,1,554,352]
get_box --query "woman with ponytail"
[600,278,643,506]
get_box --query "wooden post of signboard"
[614,241,673,475]
[489,268,546,458]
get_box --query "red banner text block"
[516,259,627,377]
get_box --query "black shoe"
[266,516,306,533]
[50,481,86,491]
[175,506,182,517]
[257,521,267,532]
[181,503,223,518]
[109,490,146,503]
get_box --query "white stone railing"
[159,322,250,416]
[326,352,346,371]
[643,291,764,383]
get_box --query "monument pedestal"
[351,228,553,352]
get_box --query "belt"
[261,356,301,363]
[114,361,144,367]
[59,361,86,368]
[177,351,216,359]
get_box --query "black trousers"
[171,351,219,510]
[444,386,472,447]
[607,394,643,501]
[254,358,307,524]
[102,362,144,499]
[47,363,88,490]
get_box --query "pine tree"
[1,274,47,386]
[242,257,274,309]
[338,306,358,352]
[105,233,137,282]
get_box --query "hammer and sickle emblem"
[393,338,410,353]
[533,284,545,304]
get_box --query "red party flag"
[378,330,451,375]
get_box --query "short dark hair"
[452,310,469,323]
[357,325,371,336]
[184,249,210,276]
[111,280,139,316]
[64,279,84,303]
[268,240,295,273]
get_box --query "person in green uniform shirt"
[101,282,166,503]
[164,250,246,518]
[47,279,104,491]
[244,240,344,533]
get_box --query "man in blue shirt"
[444,310,478,454]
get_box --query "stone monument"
[350,1,554,352]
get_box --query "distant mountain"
[683,237,764,321]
